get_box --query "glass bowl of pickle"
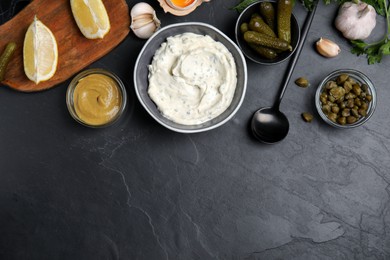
[315,69,377,129]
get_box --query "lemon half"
[23,16,58,84]
[71,0,111,39]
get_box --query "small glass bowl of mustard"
[66,68,127,128]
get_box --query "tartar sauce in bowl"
[134,22,247,133]
[148,32,237,125]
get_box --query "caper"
[352,82,360,88]
[360,92,367,99]
[346,77,356,84]
[343,81,353,93]
[328,95,336,102]
[366,94,372,102]
[331,106,339,114]
[322,105,331,114]
[354,98,362,107]
[347,116,357,124]
[320,95,327,104]
[337,116,347,125]
[341,108,350,117]
[337,74,349,85]
[327,113,337,123]
[301,112,314,122]
[361,102,368,110]
[352,84,362,96]
[295,77,310,88]
[345,92,356,100]
[336,95,345,103]
[358,108,367,117]
[351,108,359,117]
[325,81,337,90]
[361,84,368,92]
[339,102,346,109]
[347,99,355,108]
[329,87,346,100]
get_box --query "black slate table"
[1,0,390,259]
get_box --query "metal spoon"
[251,2,318,144]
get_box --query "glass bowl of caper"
[315,69,377,129]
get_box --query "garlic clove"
[130,2,161,39]
[132,21,159,39]
[316,38,341,58]
[131,14,155,30]
[131,2,156,17]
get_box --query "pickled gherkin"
[240,21,277,60]
[277,0,292,44]
[0,42,17,81]
[244,31,291,51]
[249,16,276,37]
[240,23,249,34]
[249,43,278,59]
[259,2,276,31]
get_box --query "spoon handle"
[275,1,318,109]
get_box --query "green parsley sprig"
[231,0,265,12]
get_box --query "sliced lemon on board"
[23,16,58,84]
[71,0,111,39]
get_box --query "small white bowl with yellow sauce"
[66,68,127,128]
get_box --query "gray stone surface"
[1,0,390,259]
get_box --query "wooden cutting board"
[0,0,130,92]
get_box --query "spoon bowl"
[251,107,289,144]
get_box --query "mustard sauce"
[73,74,122,126]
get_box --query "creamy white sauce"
[148,32,237,125]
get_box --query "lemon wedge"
[71,0,111,39]
[23,16,58,84]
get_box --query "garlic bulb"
[316,38,341,58]
[130,2,161,39]
[335,1,376,40]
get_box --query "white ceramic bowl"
[134,22,247,133]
